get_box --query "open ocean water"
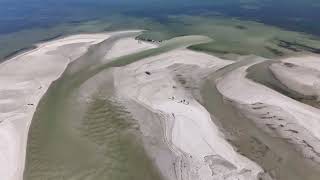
[1,0,320,35]
[1,0,320,61]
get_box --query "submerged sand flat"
[2,30,320,180]
[23,32,225,180]
[113,50,269,179]
[216,59,320,179]
[0,30,154,180]
[0,33,113,180]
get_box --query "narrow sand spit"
[113,49,267,180]
[216,62,320,174]
[0,31,150,180]
[0,33,110,180]
[104,37,157,60]
[7,30,320,180]
[270,56,320,99]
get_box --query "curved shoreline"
[212,58,320,179]
[2,29,320,180]
[0,31,144,180]
[113,50,269,179]
[23,32,216,180]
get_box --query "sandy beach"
[113,49,267,179]
[270,56,320,99]
[0,30,155,180]
[3,29,320,180]
[218,62,320,158]
[0,32,112,180]
[216,59,320,179]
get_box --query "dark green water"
[1,0,318,179]
[2,0,320,36]
[23,33,210,180]
[2,11,320,62]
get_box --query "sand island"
[1,30,320,180]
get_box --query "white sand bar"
[0,31,151,180]
[114,49,265,180]
[270,56,320,98]
[217,63,320,163]
[0,33,111,180]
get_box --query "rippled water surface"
[23,33,210,180]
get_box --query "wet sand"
[0,32,113,180]
[3,28,320,180]
[113,49,267,179]
[23,31,164,180]
[23,33,214,180]
[246,60,320,108]
[202,57,320,179]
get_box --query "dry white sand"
[0,33,110,180]
[0,31,151,180]
[270,56,320,98]
[281,56,320,70]
[113,49,265,180]
[1,30,287,180]
[217,62,320,163]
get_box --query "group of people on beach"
[169,96,189,105]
